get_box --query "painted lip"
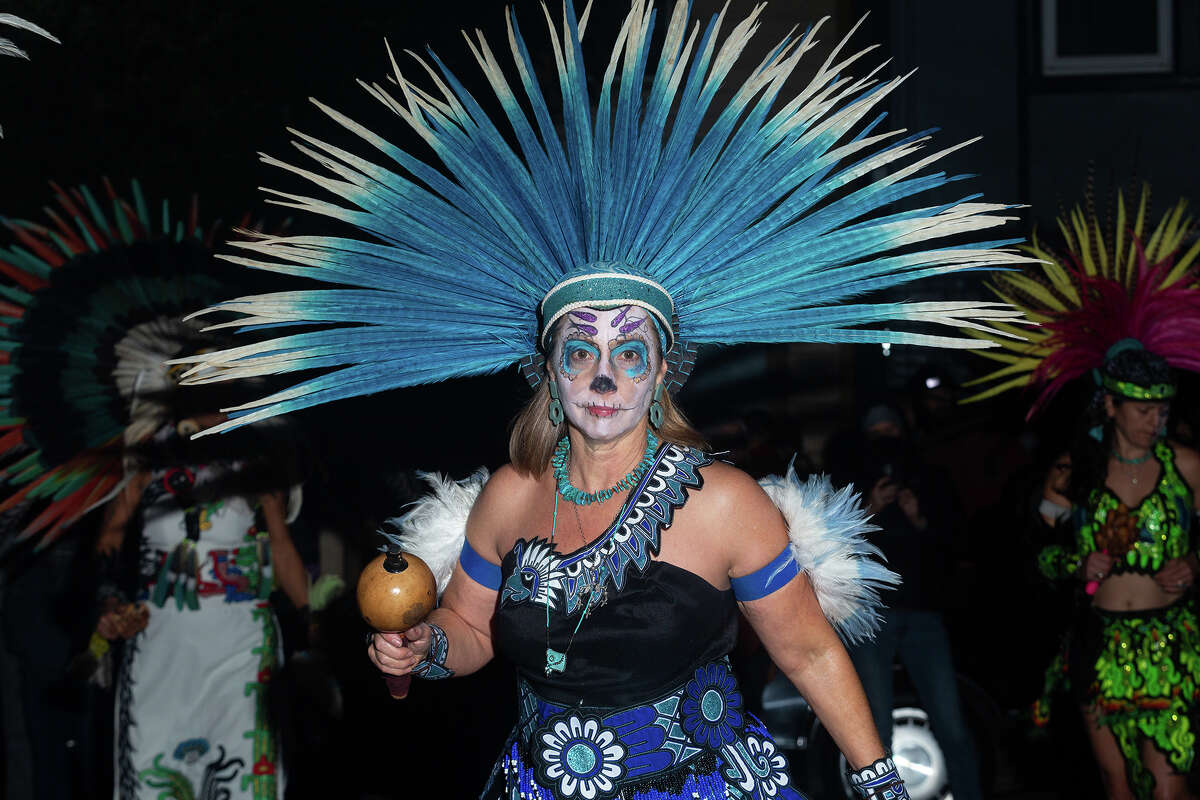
[581,403,624,418]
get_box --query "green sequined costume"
[1038,441,1192,583]
[1034,442,1199,798]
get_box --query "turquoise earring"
[548,379,564,426]
[649,383,664,429]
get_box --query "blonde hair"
[508,380,708,476]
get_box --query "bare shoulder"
[467,464,543,560]
[688,460,788,576]
[1168,441,1200,486]
[471,463,544,519]
[691,460,779,518]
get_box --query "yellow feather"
[1127,185,1148,276]
[967,347,1029,365]
[1070,207,1097,276]
[985,288,1053,325]
[961,374,1034,404]
[1145,205,1170,264]
[962,358,1039,382]
[1004,275,1069,312]
[1115,189,1127,280]
[1056,216,1077,260]
[1043,263,1081,306]
[1154,201,1189,264]
[960,347,1023,365]
[1164,237,1200,288]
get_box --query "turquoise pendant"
[545,648,567,674]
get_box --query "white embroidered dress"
[115,465,282,800]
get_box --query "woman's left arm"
[741,573,885,768]
[716,471,886,771]
[259,490,309,610]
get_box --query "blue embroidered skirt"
[482,659,808,800]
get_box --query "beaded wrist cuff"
[411,622,454,680]
[848,755,909,800]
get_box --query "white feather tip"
[758,464,898,644]
[382,468,490,597]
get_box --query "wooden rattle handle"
[382,636,413,699]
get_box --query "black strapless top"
[491,442,735,707]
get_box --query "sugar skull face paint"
[550,306,664,441]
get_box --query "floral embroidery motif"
[537,714,627,799]
[514,659,802,799]
[173,738,211,764]
[739,735,791,798]
[682,662,745,747]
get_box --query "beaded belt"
[497,658,801,800]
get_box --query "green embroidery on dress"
[241,604,280,799]
[138,754,195,800]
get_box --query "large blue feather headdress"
[178,0,1031,434]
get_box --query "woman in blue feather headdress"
[374,287,908,800]
[173,1,1040,797]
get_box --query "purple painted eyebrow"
[619,317,646,335]
[567,310,599,336]
[568,321,598,337]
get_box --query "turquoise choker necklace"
[553,431,659,505]
[1112,449,1152,465]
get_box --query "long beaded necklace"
[571,502,608,607]
[543,432,656,674]
[544,491,602,675]
[552,431,659,505]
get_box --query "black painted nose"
[590,375,617,394]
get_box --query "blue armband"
[459,538,502,590]
[731,545,800,601]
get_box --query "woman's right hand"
[1081,551,1114,583]
[96,602,149,640]
[367,623,432,676]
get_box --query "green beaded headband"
[1095,338,1175,400]
[540,268,675,352]
[1100,374,1176,400]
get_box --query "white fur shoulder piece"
[382,469,489,597]
[758,465,899,644]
